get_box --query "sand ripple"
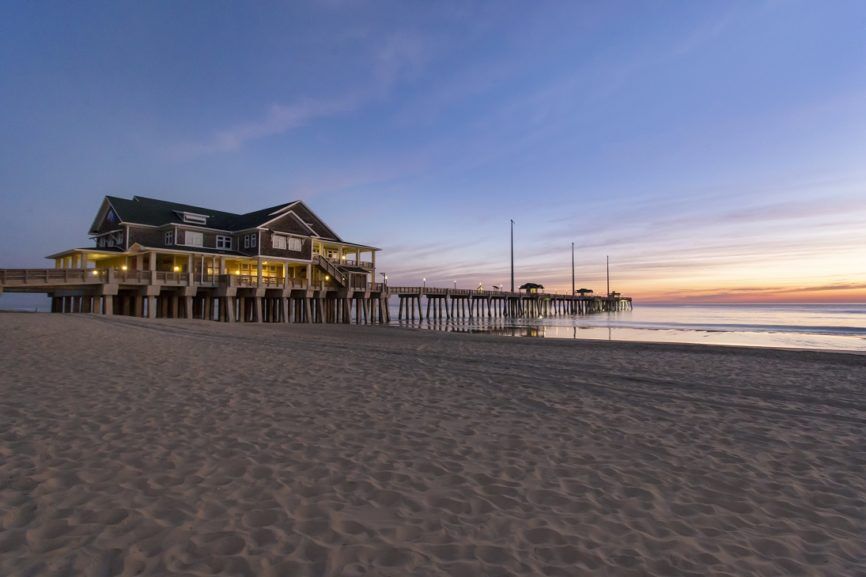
[1,314,865,576]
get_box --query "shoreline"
[380,321,866,357]
[2,308,865,356]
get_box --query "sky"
[1,0,865,303]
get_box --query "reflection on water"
[389,304,866,352]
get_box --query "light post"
[380,272,387,289]
[510,219,515,293]
[423,277,426,290]
[606,256,610,297]
[453,280,456,290]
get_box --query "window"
[272,235,286,250]
[287,237,302,252]
[244,233,257,249]
[216,235,232,249]
[186,231,203,247]
[165,231,174,245]
[181,212,208,225]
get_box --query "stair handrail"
[313,255,347,285]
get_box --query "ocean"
[2,293,864,352]
[387,302,866,352]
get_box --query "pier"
[391,286,631,321]
[0,269,631,324]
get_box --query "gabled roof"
[96,195,342,240]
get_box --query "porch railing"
[330,258,374,270]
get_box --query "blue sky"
[2,1,865,301]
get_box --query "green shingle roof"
[102,195,340,240]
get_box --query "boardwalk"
[0,269,631,324]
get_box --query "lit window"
[216,235,232,249]
[165,231,174,245]
[186,231,203,247]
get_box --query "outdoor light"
[121,265,127,271]
[325,275,330,281]
[173,266,180,272]
[91,270,99,276]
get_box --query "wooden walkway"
[0,269,632,324]
[389,286,631,321]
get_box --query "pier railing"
[0,268,107,285]
[386,286,619,299]
[0,269,631,310]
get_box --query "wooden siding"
[259,229,311,260]
[237,231,259,256]
[128,225,165,248]
[264,212,312,236]
[292,204,340,240]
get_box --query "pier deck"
[0,269,632,324]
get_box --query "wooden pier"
[0,268,391,324]
[0,269,632,323]
[391,286,631,321]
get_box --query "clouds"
[168,26,440,159]
[169,97,358,158]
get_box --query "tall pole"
[510,219,514,293]
[606,255,610,297]
[571,242,575,296]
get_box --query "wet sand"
[1,313,864,576]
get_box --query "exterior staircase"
[312,254,347,286]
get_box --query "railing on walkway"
[0,268,630,305]
[0,268,106,285]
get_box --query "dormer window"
[179,211,209,225]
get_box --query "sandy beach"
[1,313,864,576]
